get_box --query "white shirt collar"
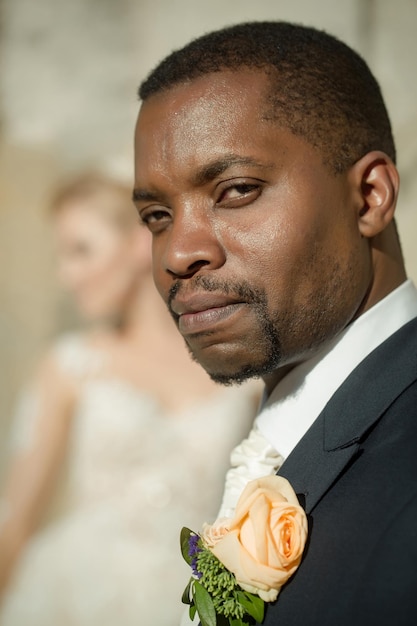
[257,280,417,459]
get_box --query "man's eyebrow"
[191,155,273,186]
[132,188,159,203]
[132,156,273,202]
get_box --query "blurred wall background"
[1,0,417,454]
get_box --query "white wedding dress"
[0,334,257,626]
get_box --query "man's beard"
[168,275,283,385]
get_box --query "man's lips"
[170,294,245,335]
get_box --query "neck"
[360,225,407,314]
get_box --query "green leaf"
[194,580,217,626]
[182,578,194,605]
[189,604,197,620]
[180,527,194,565]
[237,591,265,623]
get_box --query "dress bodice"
[54,334,255,526]
[1,333,258,626]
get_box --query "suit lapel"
[277,417,359,513]
[277,317,417,513]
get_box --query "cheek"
[84,246,131,294]
[222,209,283,266]
[245,203,350,309]
[81,253,113,285]
[107,249,136,284]
[58,254,94,290]
[151,238,171,300]
[224,218,294,302]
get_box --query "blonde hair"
[50,172,137,230]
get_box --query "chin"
[188,335,282,386]
[191,349,268,386]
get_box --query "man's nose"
[162,211,226,279]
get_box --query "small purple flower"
[188,533,201,558]
[191,557,202,579]
[188,534,202,579]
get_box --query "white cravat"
[216,420,284,519]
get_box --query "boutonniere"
[181,475,308,626]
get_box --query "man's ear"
[349,151,400,238]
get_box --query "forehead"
[139,68,270,121]
[137,71,272,152]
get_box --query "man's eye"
[140,209,171,232]
[141,210,166,223]
[218,183,261,207]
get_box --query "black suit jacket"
[262,317,417,626]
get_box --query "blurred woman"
[0,173,259,626]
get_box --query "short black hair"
[138,21,395,173]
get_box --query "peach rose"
[210,475,308,602]
[201,518,231,548]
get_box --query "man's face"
[134,70,372,389]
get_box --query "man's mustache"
[167,275,265,319]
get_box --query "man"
[133,22,417,625]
